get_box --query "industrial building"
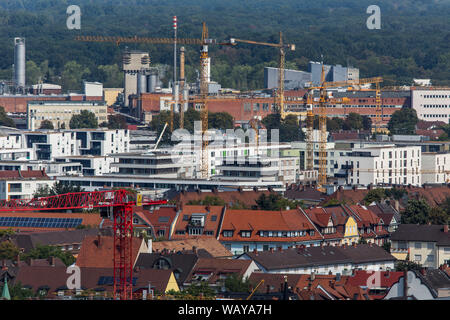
[27,100,108,130]
[411,87,450,122]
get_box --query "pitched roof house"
[218,208,323,255]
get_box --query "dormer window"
[223,230,233,237]
[241,231,251,238]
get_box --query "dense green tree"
[262,113,304,142]
[362,188,386,205]
[98,64,122,88]
[26,60,43,85]
[388,107,418,135]
[395,260,422,271]
[6,282,37,300]
[0,106,15,128]
[21,244,75,267]
[256,193,300,211]
[39,119,54,129]
[61,61,90,91]
[224,274,251,293]
[208,112,234,130]
[0,241,19,260]
[343,113,363,131]
[106,114,128,129]
[362,116,372,131]
[69,110,98,129]
[401,199,431,224]
[33,181,83,198]
[187,196,226,206]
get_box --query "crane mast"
[0,189,167,300]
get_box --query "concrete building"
[264,67,312,90]
[412,87,450,121]
[27,101,108,130]
[122,51,151,107]
[421,152,450,184]
[0,170,53,200]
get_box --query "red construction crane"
[0,189,167,300]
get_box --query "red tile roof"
[172,190,274,208]
[76,235,146,268]
[219,208,322,242]
[346,270,404,298]
[0,170,50,180]
[185,258,253,284]
[152,238,232,258]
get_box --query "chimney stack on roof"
[444,225,449,233]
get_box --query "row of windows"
[423,104,450,108]
[423,114,449,118]
[421,94,450,99]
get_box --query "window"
[427,243,434,250]
[414,254,422,262]
[426,255,434,262]
[243,245,250,253]
[415,242,422,249]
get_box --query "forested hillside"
[0,0,449,90]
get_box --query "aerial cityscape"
[0,0,449,308]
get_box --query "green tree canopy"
[39,119,54,129]
[400,199,449,225]
[0,241,19,260]
[224,274,251,293]
[69,110,98,129]
[21,244,75,267]
[0,106,15,128]
[106,114,128,129]
[61,61,90,91]
[208,112,234,130]
[256,193,301,211]
[388,107,418,135]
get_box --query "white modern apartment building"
[421,152,450,184]
[0,133,23,149]
[213,155,298,185]
[109,151,195,179]
[334,145,422,186]
[54,155,117,176]
[412,88,450,121]
[72,129,130,156]
[25,131,78,160]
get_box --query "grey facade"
[264,67,312,90]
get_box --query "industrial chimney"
[14,37,26,90]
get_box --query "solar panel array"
[97,276,137,286]
[0,217,83,228]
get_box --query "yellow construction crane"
[76,24,233,179]
[229,33,295,119]
[304,70,383,191]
